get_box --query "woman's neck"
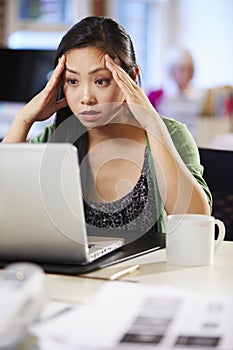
[88,123,146,149]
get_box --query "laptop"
[0,143,124,265]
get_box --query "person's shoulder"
[160,114,186,131]
[30,124,55,143]
[159,114,198,154]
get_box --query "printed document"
[31,282,233,349]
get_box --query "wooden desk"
[45,241,233,305]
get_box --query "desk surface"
[45,241,233,305]
[1,241,232,346]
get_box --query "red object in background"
[147,89,164,110]
[224,93,233,118]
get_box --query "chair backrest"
[199,148,233,241]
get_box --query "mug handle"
[214,219,226,251]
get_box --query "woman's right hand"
[18,54,68,125]
[2,55,68,143]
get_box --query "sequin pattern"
[84,148,157,234]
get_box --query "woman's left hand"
[105,54,157,129]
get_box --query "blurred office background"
[0,0,233,148]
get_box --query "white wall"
[110,0,233,91]
[170,0,233,88]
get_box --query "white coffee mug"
[166,214,225,266]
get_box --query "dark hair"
[53,16,139,163]
[55,16,138,76]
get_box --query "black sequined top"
[84,148,157,235]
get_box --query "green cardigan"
[30,116,212,233]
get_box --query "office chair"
[199,148,233,241]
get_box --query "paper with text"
[31,283,233,349]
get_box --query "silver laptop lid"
[0,143,90,263]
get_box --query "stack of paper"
[30,282,233,349]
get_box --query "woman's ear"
[134,66,140,82]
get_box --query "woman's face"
[63,46,125,128]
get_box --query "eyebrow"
[65,66,109,75]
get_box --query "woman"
[148,48,204,112]
[2,16,211,239]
